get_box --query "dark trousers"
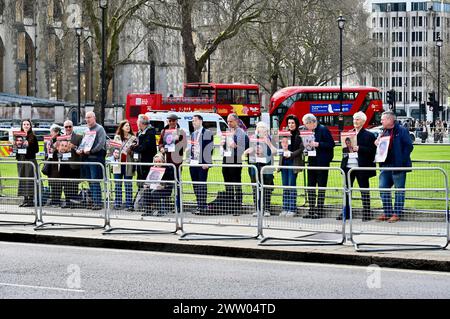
[307,168,329,213]
[60,166,80,203]
[343,169,371,218]
[190,166,209,210]
[143,186,173,212]
[249,164,274,211]
[49,180,62,204]
[222,165,243,206]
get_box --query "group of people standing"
[14,109,413,223]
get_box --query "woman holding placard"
[16,119,39,207]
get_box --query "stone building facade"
[0,0,186,111]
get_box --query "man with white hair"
[76,111,107,210]
[129,114,157,210]
[338,111,377,221]
[301,113,335,219]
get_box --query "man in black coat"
[301,113,335,219]
[189,114,214,214]
[338,112,376,221]
[130,114,157,194]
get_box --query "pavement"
[0,211,449,273]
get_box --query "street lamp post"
[75,27,83,125]
[437,36,443,122]
[337,15,346,134]
[99,0,108,126]
[403,82,407,115]
[207,40,212,83]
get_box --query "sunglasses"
[168,119,177,122]
[65,126,73,128]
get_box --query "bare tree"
[143,0,268,83]
[82,0,148,122]
[233,0,374,95]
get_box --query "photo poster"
[249,135,266,163]
[277,130,291,155]
[121,135,136,156]
[340,131,357,153]
[188,139,200,163]
[79,131,96,153]
[374,136,390,163]
[56,135,71,159]
[146,166,166,190]
[221,131,233,157]
[108,141,122,161]
[43,135,53,157]
[13,131,27,155]
[164,129,177,152]
[300,131,316,152]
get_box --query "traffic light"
[420,103,426,114]
[386,90,395,109]
[427,91,436,111]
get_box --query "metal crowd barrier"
[34,161,108,230]
[103,162,179,235]
[178,163,260,240]
[258,166,346,246]
[348,167,449,252]
[0,160,40,226]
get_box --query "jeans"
[379,168,407,217]
[114,168,133,208]
[281,160,297,212]
[84,155,105,206]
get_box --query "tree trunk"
[270,72,278,96]
[178,0,201,83]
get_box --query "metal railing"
[347,167,449,252]
[178,163,261,240]
[258,166,346,246]
[103,162,179,235]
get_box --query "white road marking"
[0,282,84,293]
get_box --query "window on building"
[24,1,34,19]
[419,16,423,26]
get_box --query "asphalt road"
[1,241,450,299]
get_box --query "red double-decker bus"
[269,86,383,140]
[125,82,261,131]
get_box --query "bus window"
[369,112,381,126]
[129,105,141,118]
[272,117,280,132]
[232,89,246,104]
[247,89,260,104]
[360,96,371,113]
[217,89,232,104]
[201,88,214,99]
[185,88,200,97]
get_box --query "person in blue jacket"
[375,111,413,223]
